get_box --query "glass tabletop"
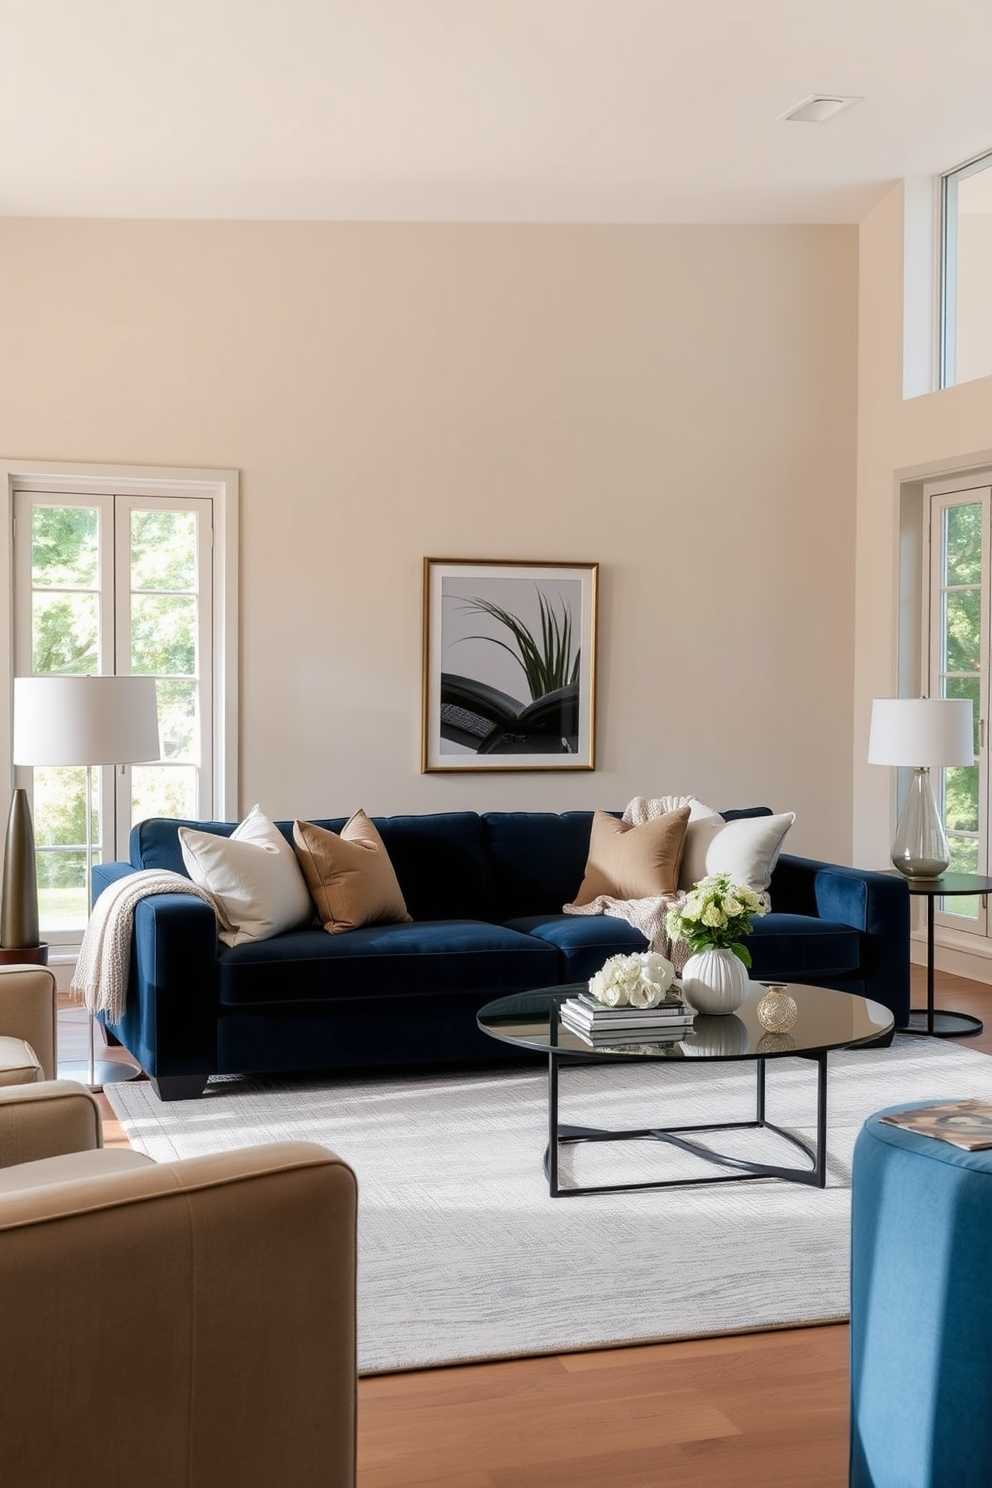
[478,982,894,1061]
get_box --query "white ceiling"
[3,0,992,224]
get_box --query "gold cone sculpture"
[0,788,40,949]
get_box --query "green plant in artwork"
[461,588,580,700]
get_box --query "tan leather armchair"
[0,963,58,1084]
[0,1082,357,1488]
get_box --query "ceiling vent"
[780,95,862,124]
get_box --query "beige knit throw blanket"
[562,796,692,971]
[71,869,220,1022]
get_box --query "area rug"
[106,1036,992,1374]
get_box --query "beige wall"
[855,183,992,871]
[1,219,857,858]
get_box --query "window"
[940,151,992,388]
[2,462,238,947]
[927,482,990,933]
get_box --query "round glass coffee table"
[478,982,893,1197]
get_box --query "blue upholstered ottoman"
[850,1105,992,1488]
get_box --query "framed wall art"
[422,558,598,772]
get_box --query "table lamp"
[868,697,975,879]
[10,675,160,1087]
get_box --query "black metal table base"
[898,882,986,1039]
[544,1051,828,1197]
[900,1008,983,1038]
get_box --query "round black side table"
[890,871,992,1037]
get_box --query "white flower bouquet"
[587,950,677,1008]
[665,872,767,967]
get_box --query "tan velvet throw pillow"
[292,810,412,934]
[571,806,691,905]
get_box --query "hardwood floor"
[72,965,992,1487]
[359,1327,852,1488]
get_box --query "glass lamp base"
[891,767,949,880]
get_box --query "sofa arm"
[0,1141,357,1487]
[92,863,220,1094]
[0,965,58,1081]
[0,1080,103,1167]
[770,854,910,1026]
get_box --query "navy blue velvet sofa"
[92,807,910,1100]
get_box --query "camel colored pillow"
[292,810,412,934]
[571,807,691,905]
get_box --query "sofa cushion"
[366,813,493,922]
[133,811,494,923]
[217,920,557,1006]
[0,1037,43,1086]
[484,811,604,920]
[506,912,648,985]
[506,909,861,987]
[132,816,240,875]
[571,807,690,905]
[744,913,861,980]
[484,807,776,922]
[292,812,412,933]
[179,805,312,947]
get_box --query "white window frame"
[925,474,992,942]
[1,460,239,943]
[112,492,217,831]
[940,149,992,390]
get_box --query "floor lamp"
[12,675,161,1089]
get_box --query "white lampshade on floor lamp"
[868,697,975,879]
[12,675,160,1088]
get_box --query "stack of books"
[559,992,695,1047]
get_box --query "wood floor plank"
[361,1380,739,1458]
[358,1468,496,1488]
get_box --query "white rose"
[591,961,628,1006]
[604,979,628,1007]
[702,904,724,927]
[588,969,607,1002]
[627,977,658,1008]
[641,952,675,992]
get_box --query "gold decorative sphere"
[756,984,798,1033]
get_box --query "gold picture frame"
[422,558,598,773]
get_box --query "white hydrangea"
[588,950,676,1008]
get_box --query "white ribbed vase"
[681,948,749,1016]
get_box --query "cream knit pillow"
[179,804,312,947]
[679,801,796,895]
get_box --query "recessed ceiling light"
[780,95,862,124]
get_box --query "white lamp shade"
[13,676,161,767]
[868,697,975,768]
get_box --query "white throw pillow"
[179,804,312,947]
[679,800,796,896]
